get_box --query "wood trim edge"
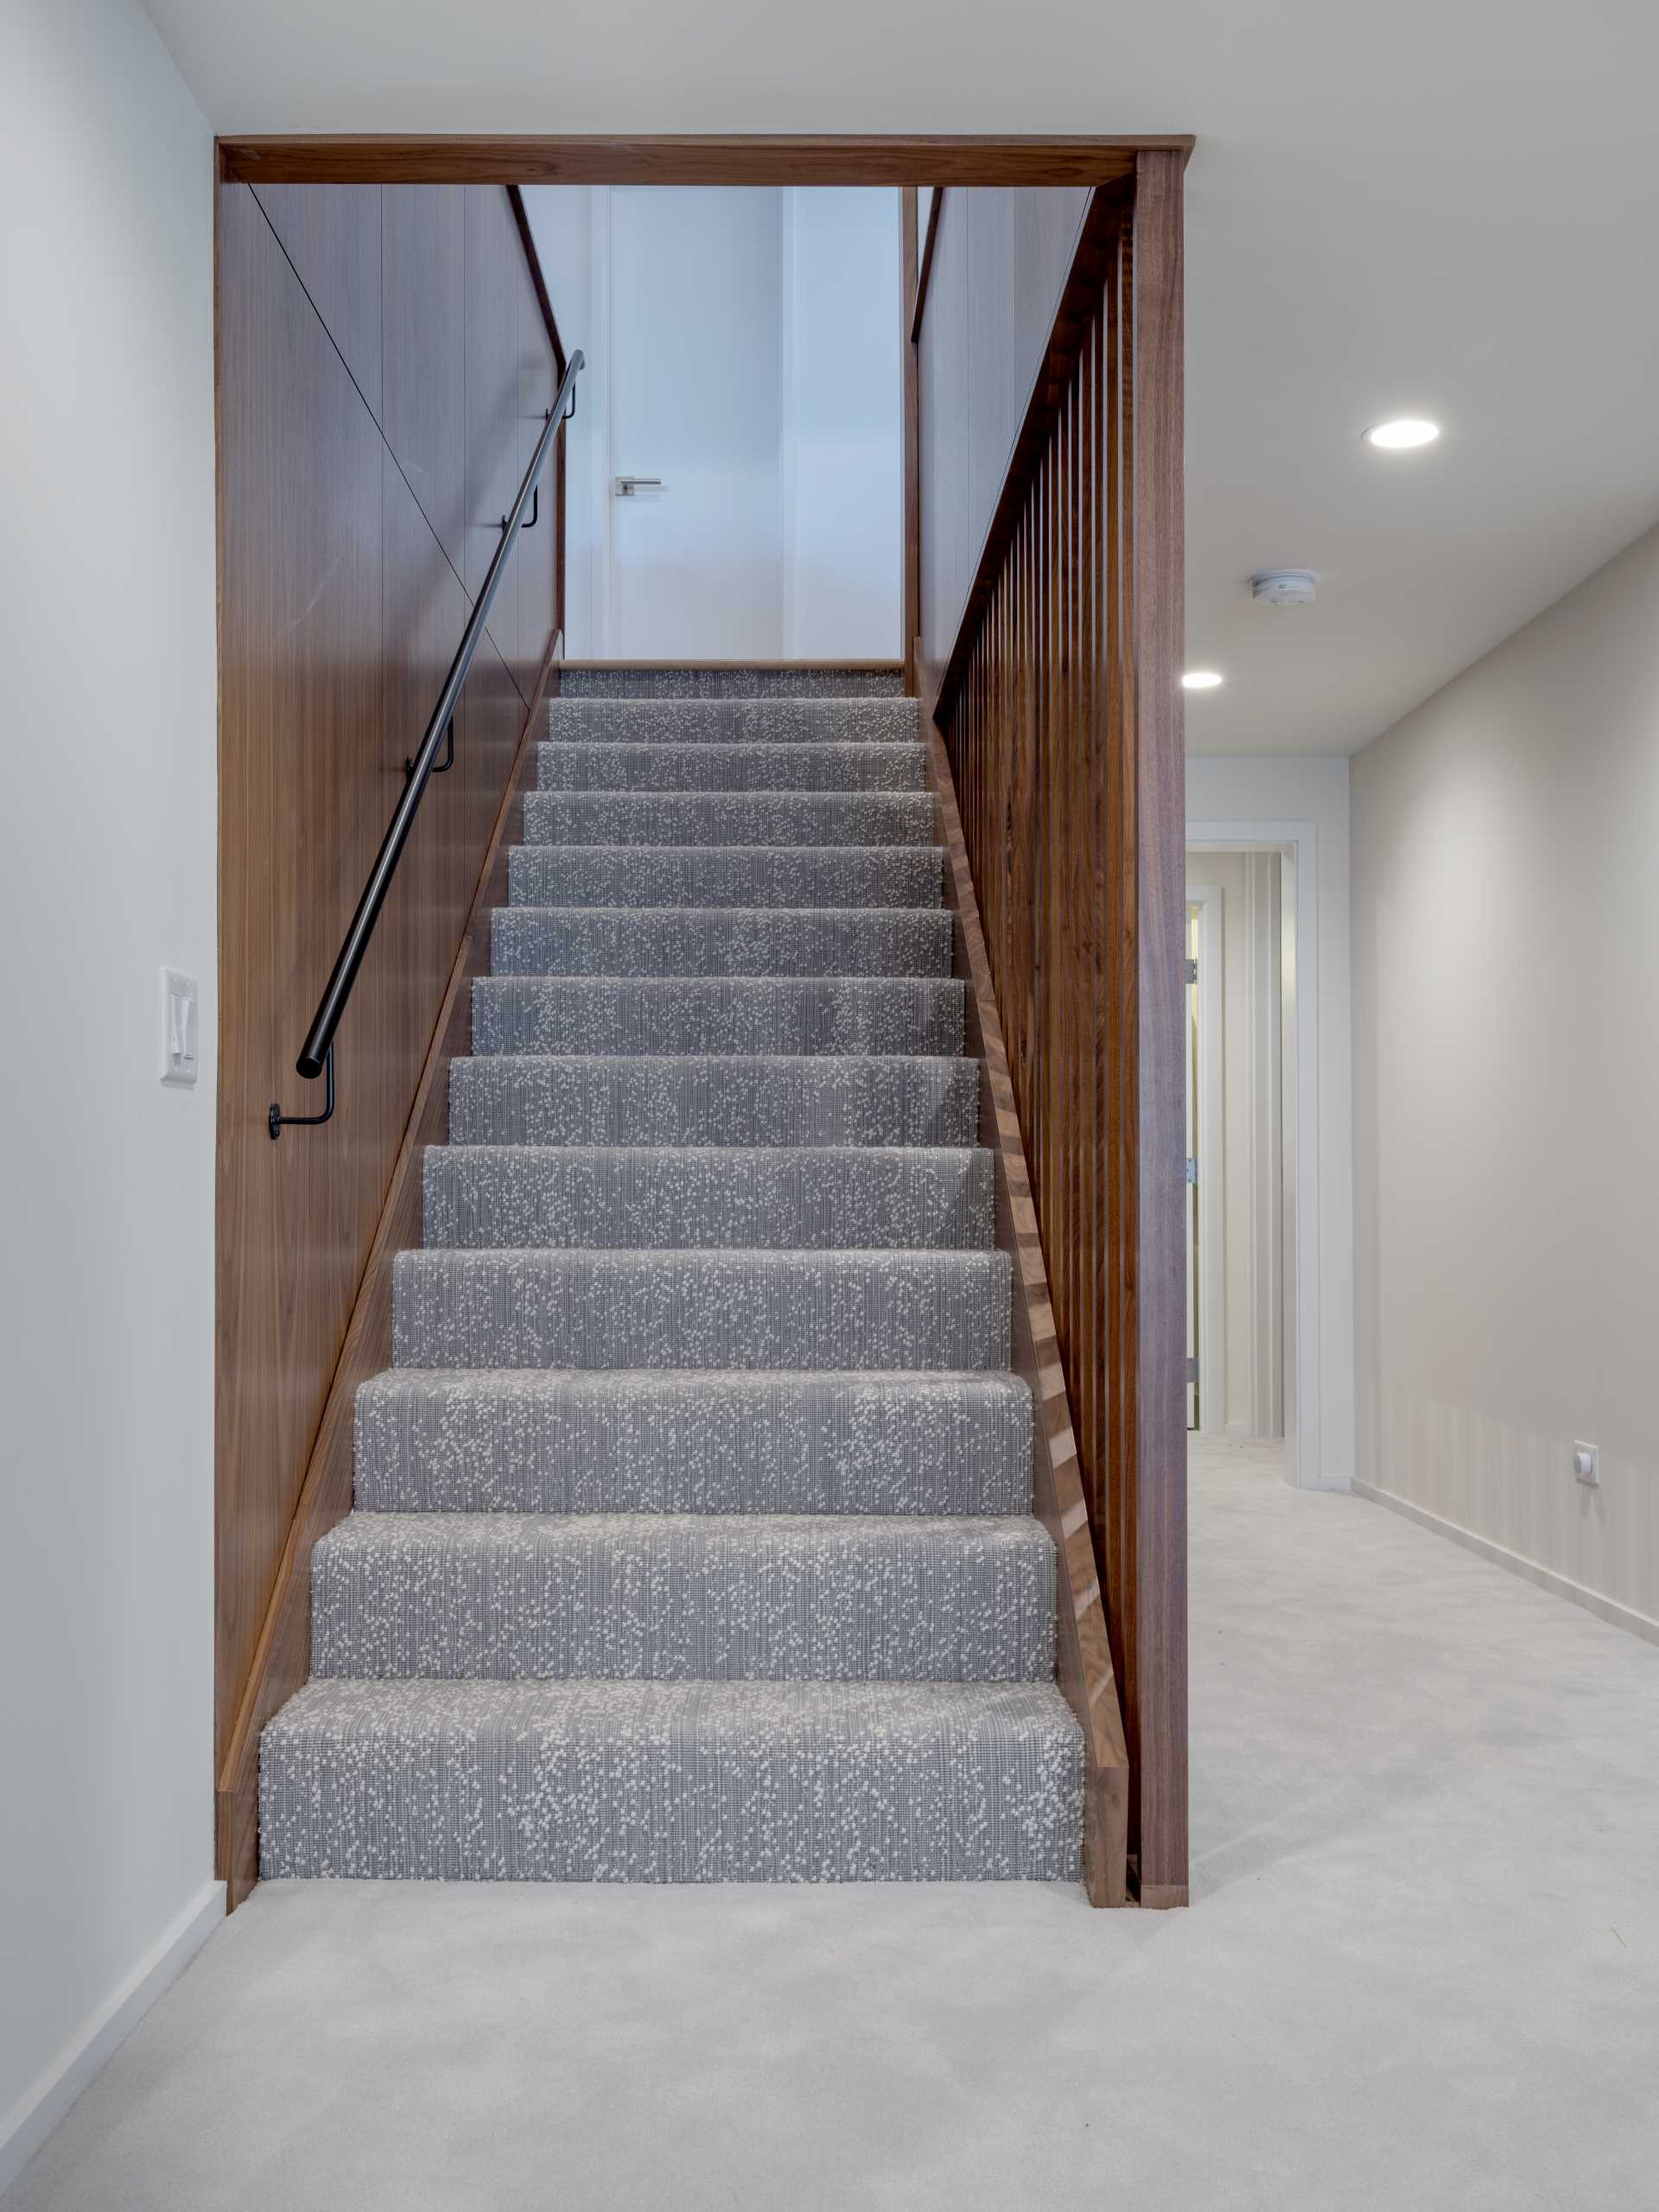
[910,186,945,342]
[217,137,1195,188]
[507,183,566,376]
[213,636,563,1908]
[1138,1883,1191,1910]
[920,692,1131,1908]
[901,189,920,691]
[1124,145,1191,1904]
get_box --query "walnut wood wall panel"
[216,182,384,1764]
[251,182,384,421]
[918,158,1190,1903]
[382,185,467,573]
[215,175,562,1814]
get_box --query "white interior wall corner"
[0,0,219,2180]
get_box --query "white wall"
[607,184,786,658]
[1351,520,1659,1639]
[524,186,901,660]
[518,185,598,656]
[1187,756,1355,1487]
[0,0,220,2184]
[781,187,903,658]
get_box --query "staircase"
[259,668,1084,1883]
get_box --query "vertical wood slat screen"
[933,168,1188,1903]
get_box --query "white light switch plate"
[1573,1440,1599,1488]
[161,968,199,1087]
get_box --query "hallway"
[9,1437,1655,2210]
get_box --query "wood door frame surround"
[217,137,1192,188]
[213,133,1192,1911]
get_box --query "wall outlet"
[1573,1441,1599,1488]
[160,968,199,1087]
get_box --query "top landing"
[556,663,906,701]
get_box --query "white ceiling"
[144,0,1659,755]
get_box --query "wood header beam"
[218,135,1194,188]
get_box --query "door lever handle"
[614,476,664,497]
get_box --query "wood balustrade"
[912,153,1190,1904]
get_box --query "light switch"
[161,969,199,1087]
[1573,1441,1599,1488]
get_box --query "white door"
[602,188,785,658]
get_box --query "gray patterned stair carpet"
[260,668,1083,1884]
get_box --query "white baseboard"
[0,1878,225,2196]
[1353,1481,1659,1649]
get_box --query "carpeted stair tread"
[353,1367,1034,1516]
[547,696,920,745]
[422,1145,995,1251]
[447,1053,979,1147]
[392,1248,1012,1371]
[520,791,938,849]
[471,976,965,1058]
[491,906,954,979]
[507,844,943,909]
[309,1510,1056,1683]
[258,1676,1082,1881]
[535,740,926,793]
[260,661,1076,1891]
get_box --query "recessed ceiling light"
[1182,670,1224,690]
[1364,417,1440,450]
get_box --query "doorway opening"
[1184,849,1294,1465]
[520,184,904,663]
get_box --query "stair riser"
[311,1518,1055,1682]
[521,792,938,848]
[558,669,906,699]
[536,742,926,793]
[508,847,943,909]
[548,698,919,745]
[259,1681,1083,1881]
[421,1147,994,1252]
[353,1370,1034,1516]
[392,1250,1013,1371]
[447,1056,979,1147]
[471,979,965,1057]
[491,909,955,980]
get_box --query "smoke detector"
[1250,569,1319,607]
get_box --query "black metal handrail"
[270,348,583,1137]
